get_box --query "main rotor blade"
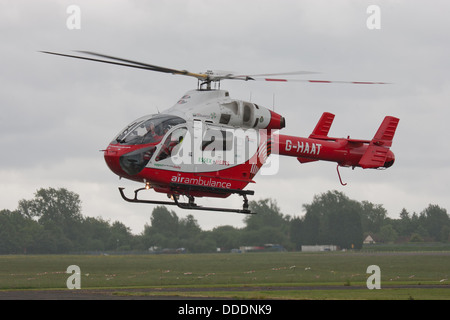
[40,51,208,80]
[238,71,319,77]
[256,78,389,84]
[227,70,319,81]
[41,51,388,85]
[41,51,163,71]
[226,71,388,84]
[76,51,207,79]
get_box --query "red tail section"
[276,113,399,170]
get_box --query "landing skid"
[118,184,255,214]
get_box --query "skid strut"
[118,184,255,214]
[336,165,348,186]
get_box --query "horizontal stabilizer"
[359,145,389,168]
[309,112,335,139]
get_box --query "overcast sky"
[1,0,449,234]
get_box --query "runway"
[1,284,448,300]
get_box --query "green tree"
[18,188,82,222]
[299,210,320,245]
[82,217,112,251]
[177,214,205,252]
[17,188,84,252]
[0,209,42,254]
[178,214,201,239]
[242,199,291,248]
[210,225,241,251]
[301,190,363,249]
[142,206,180,249]
[360,201,387,234]
[244,199,286,231]
[378,224,398,243]
[420,204,449,242]
[396,208,413,237]
[110,221,134,251]
[289,217,304,250]
[149,206,179,238]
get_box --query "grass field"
[0,251,449,299]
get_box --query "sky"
[1,0,449,234]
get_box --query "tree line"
[0,188,449,254]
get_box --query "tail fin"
[372,116,400,147]
[309,112,335,139]
[359,116,399,168]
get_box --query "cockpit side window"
[155,127,188,161]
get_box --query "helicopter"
[41,51,399,214]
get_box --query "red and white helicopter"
[42,51,399,214]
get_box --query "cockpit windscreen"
[113,114,186,145]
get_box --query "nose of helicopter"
[104,144,156,177]
[104,146,126,177]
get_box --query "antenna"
[272,93,275,111]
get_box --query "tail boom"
[276,135,368,167]
[275,113,399,169]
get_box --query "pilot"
[145,121,161,142]
[146,121,155,133]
